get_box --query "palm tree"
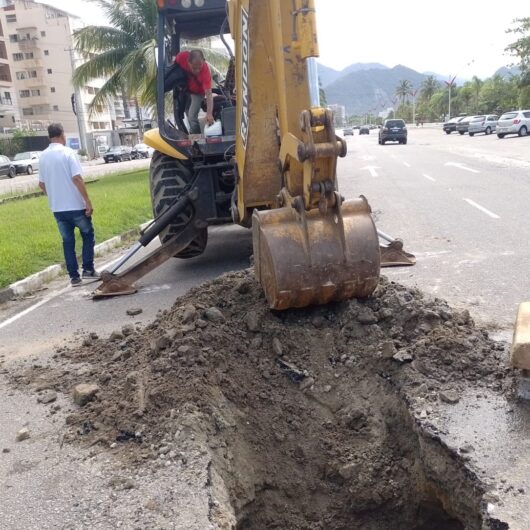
[72,0,158,117]
[395,79,412,106]
[471,76,484,113]
[420,75,440,102]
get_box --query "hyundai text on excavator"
[94,0,415,309]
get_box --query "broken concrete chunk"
[126,308,143,316]
[392,350,413,363]
[204,307,225,322]
[439,390,460,404]
[511,302,530,370]
[109,330,124,341]
[15,428,30,442]
[122,324,135,336]
[182,305,197,324]
[37,390,57,404]
[73,383,99,406]
[245,312,260,332]
[381,341,397,359]
[272,337,283,356]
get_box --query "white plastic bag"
[204,120,223,137]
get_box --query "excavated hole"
[209,373,483,530]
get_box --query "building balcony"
[18,37,38,51]
[17,76,46,87]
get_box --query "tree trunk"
[121,84,131,120]
[134,96,144,139]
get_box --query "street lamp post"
[444,76,456,120]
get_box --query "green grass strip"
[0,169,152,289]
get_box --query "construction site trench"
[10,270,515,529]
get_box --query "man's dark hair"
[48,123,64,139]
[188,49,205,63]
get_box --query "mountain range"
[319,62,517,115]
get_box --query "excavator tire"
[149,151,207,259]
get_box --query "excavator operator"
[174,49,214,134]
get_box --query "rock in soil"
[73,383,99,406]
[15,428,30,442]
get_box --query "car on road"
[343,127,354,136]
[131,143,155,158]
[359,125,370,135]
[12,151,41,175]
[378,119,407,145]
[468,115,498,136]
[0,155,16,178]
[442,116,467,134]
[496,110,530,138]
[103,145,133,163]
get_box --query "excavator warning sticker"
[240,7,249,149]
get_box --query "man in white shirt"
[38,123,98,286]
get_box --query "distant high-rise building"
[327,103,346,127]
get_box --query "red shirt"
[174,51,212,95]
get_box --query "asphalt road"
[1,127,529,358]
[339,126,530,334]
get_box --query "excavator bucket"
[253,197,381,310]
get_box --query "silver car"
[13,151,41,175]
[496,110,530,138]
[468,115,498,136]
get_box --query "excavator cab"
[94,0,415,308]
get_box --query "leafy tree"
[470,76,484,112]
[506,17,530,87]
[319,78,328,106]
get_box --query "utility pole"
[67,47,88,152]
[444,76,456,120]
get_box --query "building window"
[22,108,34,116]
[4,92,12,104]
[13,52,23,61]
[31,89,40,96]
[53,105,59,111]
[16,71,27,80]
[19,90,30,98]
[41,31,46,37]
[9,34,18,42]
[24,52,34,59]
[6,14,17,23]
[50,87,55,93]
[29,71,37,78]
[47,68,52,74]
[86,86,96,95]
[44,50,49,56]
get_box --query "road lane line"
[423,174,436,182]
[403,162,411,167]
[463,198,500,219]
[445,162,480,174]
[0,254,124,330]
[359,166,380,177]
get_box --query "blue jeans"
[53,210,95,279]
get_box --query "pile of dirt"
[11,270,515,529]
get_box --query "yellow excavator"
[94,0,415,309]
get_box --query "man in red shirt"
[174,49,214,134]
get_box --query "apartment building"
[0,10,18,128]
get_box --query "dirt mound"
[12,271,514,529]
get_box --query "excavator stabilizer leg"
[253,196,381,310]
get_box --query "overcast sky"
[40,0,528,79]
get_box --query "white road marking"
[423,174,436,182]
[445,162,480,174]
[0,254,123,330]
[359,166,380,177]
[359,155,376,161]
[403,162,411,167]
[463,198,500,219]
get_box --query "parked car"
[496,110,530,138]
[468,115,498,136]
[131,143,155,158]
[0,155,16,178]
[359,125,370,135]
[456,116,483,135]
[343,127,354,136]
[12,151,42,175]
[378,119,407,145]
[443,115,467,134]
[103,146,133,163]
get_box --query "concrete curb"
[0,222,150,305]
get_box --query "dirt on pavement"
[8,270,516,529]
